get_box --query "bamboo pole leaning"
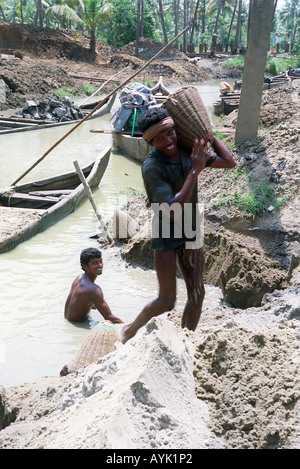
[12,27,189,186]
[73,160,113,244]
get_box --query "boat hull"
[0,94,117,135]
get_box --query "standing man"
[121,107,236,343]
[64,247,123,324]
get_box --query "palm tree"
[0,1,6,20]
[37,0,43,26]
[236,0,274,144]
[135,0,141,56]
[45,0,84,29]
[189,0,201,48]
[158,0,168,44]
[207,0,223,35]
[232,0,242,54]
[226,0,237,52]
[280,0,300,51]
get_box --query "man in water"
[64,247,123,324]
[121,107,236,343]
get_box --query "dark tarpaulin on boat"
[111,82,156,132]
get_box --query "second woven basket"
[65,320,120,374]
[163,86,212,150]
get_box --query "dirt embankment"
[0,22,218,111]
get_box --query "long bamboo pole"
[12,27,189,186]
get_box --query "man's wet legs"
[177,246,205,331]
[121,249,177,343]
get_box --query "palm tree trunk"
[247,0,253,40]
[190,0,201,47]
[0,5,5,21]
[213,1,222,34]
[90,27,97,59]
[201,0,206,36]
[183,0,187,52]
[135,0,141,56]
[140,0,144,38]
[233,0,242,54]
[173,0,179,48]
[235,0,274,144]
[37,0,43,28]
[291,15,298,51]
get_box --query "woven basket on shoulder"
[162,86,212,150]
[67,320,120,372]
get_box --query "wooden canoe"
[113,131,151,163]
[150,76,171,104]
[0,146,110,254]
[0,93,117,135]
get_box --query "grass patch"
[220,56,245,71]
[82,83,98,96]
[212,169,287,218]
[126,186,146,197]
[54,87,79,99]
[54,83,99,99]
[213,131,236,154]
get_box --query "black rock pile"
[15,95,84,122]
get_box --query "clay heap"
[15,95,84,122]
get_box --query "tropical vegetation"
[0,0,299,55]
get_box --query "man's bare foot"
[120,323,134,344]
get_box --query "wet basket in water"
[67,320,120,372]
[163,86,212,149]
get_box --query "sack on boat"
[60,320,120,376]
[111,82,156,132]
[162,86,212,150]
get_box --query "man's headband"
[142,117,175,143]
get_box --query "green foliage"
[221,56,245,71]
[82,83,97,96]
[126,186,145,197]
[266,56,300,76]
[272,55,300,72]
[213,131,236,154]
[221,55,300,76]
[54,87,76,98]
[266,59,277,76]
[1,1,299,61]
[54,84,93,98]
[144,79,153,88]
[104,0,155,48]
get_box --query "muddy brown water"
[0,84,225,387]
